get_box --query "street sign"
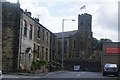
[74,65,80,70]
[106,48,120,53]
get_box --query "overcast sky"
[5,0,119,42]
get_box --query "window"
[53,37,55,46]
[34,43,36,51]
[42,46,44,59]
[23,20,27,37]
[46,32,48,43]
[52,50,55,60]
[46,48,48,60]
[81,41,83,49]
[64,40,67,54]
[75,53,80,58]
[43,29,45,41]
[37,45,40,58]
[74,40,76,48]
[29,24,32,40]
[58,41,61,54]
[37,45,40,52]
[37,26,40,38]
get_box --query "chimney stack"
[34,18,39,22]
[25,9,32,16]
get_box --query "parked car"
[103,63,118,77]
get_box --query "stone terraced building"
[0,1,57,72]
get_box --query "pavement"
[4,70,66,76]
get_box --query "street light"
[62,19,75,69]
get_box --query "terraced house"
[1,1,56,72]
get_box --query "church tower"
[78,13,93,58]
[78,13,92,33]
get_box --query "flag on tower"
[80,5,86,10]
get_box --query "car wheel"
[103,73,106,76]
[115,74,118,77]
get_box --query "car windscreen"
[105,64,117,68]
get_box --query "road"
[2,71,119,80]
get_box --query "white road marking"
[45,72,54,76]
[15,77,19,78]
[76,74,81,77]
[81,72,86,73]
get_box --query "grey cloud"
[0,0,6,2]
[95,4,118,31]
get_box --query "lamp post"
[61,19,75,69]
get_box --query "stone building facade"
[2,2,21,72]
[55,13,93,60]
[19,10,35,70]
[33,16,57,63]
[0,1,2,71]
[1,2,57,72]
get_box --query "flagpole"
[80,5,86,14]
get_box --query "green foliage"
[100,38,112,43]
[38,60,48,66]
[92,38,112,51]
[89,52,101,59]
[92,38,101,50]
[31,62,39,70]
[31,59,48,70]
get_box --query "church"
[55,13,93,60]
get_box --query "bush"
[31,59,48,70]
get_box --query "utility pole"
[61,19,75,69]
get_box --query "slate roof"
[54,30,78,38]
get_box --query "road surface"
[2,71,119,80]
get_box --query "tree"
[92,37,101,51]
[92,38,112,51]
[100,38,112,43]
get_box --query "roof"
[20,9,56,37]
[103,42,120,45]
[54,30,77,38]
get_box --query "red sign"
[106,48,120,53]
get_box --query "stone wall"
[0,1,2,71]
[2,2,20,72]
[56,59,101,72]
